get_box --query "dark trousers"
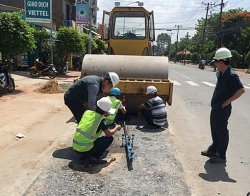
[209,106,231,159]
[64,96,85,123]
[140,108,160,128]
[75,136,113,159]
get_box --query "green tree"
[0,11,36,68]
[92,36,107,54]
[231,50,239,68]
[191,53,199,64]
[56,26,86,58]
[80,33,98,54]
[156,33,171,56]
[245,51,250,68]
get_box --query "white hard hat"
[213,47,232,60]
[146,86,157,95]
[97,97,112,112]
[108,72,119,87]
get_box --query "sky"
[96,0,250,43]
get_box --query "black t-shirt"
[64,75,103,104]
[96,119,109,134]
[211,66,243,109]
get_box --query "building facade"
[0,0,75,30]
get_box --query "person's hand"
[139,104,145,109]
[104,112,110,117]
[221,100,230,109]
[115,124,122,131]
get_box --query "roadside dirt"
[0,71,81,195]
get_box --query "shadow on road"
[52,147,77,160]
[68,159,115,174]
[0,89,23,97]
[52,146,114,174]
[198,160,237,183]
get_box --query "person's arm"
[87,83,99,110]
[103,124,121,137]
[221,88,245,109]
[119,103,127,114]
[139,103,146,109]
[121,106,127,114]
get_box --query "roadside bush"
[245,50,250,69]
[231,50,239,68]
[186,53,191,60]
[191,53,198,64]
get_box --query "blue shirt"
[211,66,243,109]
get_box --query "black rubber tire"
[30,69,39,77]
[7,77,15,92]
[47,69,56,79]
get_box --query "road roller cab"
[81,6,173,114]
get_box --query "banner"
[24,0,51,23]
[76,3,89,24]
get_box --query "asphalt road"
[1,66,250,196]
[168,63,250,196]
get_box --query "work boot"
[209,156,227,164]
[87,156,107,165]
[201,149,218,157]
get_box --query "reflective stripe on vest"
[106,97,121,125]
[72,110,103,152]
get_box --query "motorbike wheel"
[7,77,15,92]
[30,69,39,77]
[47,69,56,79]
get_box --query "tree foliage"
[231,50,239,68]
[92,36,107,54]
[56,26,86,56]
[0,11,36,63]
[156,33,171,55]
[245,51,250,68]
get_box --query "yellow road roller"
[81,6,173,114]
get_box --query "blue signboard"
[76,3,89,24]
[24,0,51,23]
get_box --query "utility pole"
[88,0,93,54]
[198,2,211,65]
[184,32,188,65]
[174,25,181,63]
[217,0,225,48]
[168,31,174,60]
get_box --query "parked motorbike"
[58,61,68,75]
[30,59,57,79]
[0,63,15,92]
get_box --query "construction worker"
[138,86,168,129]
[201,47,245,164]
[72,96,121,164]
[64,72,120,124]
[106,87,127,125]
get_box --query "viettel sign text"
[24,0,51,23]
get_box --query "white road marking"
[201,82,216,87]
[186,81,199,86]
[172,81,250,89]
[173,81,181,85]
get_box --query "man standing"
[201,47,245,164]
[64,72,119,123]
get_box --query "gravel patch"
[24,118,191,196]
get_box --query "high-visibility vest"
[72,110,104,152]
[106,96,122,125]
